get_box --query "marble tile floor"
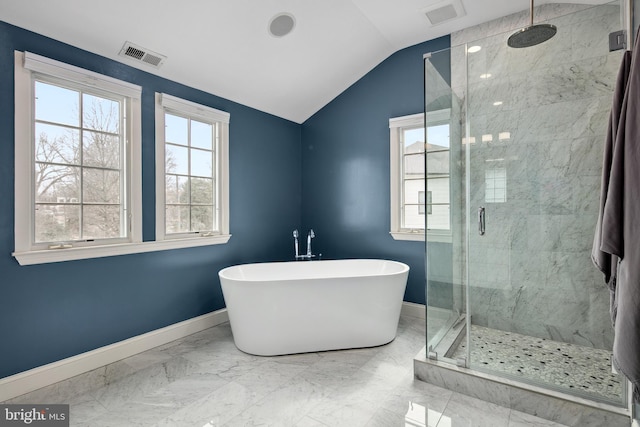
[451,325,624,403]
[4,316,571,426]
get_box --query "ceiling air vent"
[118,41,166,68]
[423,0,466,26]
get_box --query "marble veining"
[443,1,622,351]
[2,316,574,426]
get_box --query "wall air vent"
[423,0,466,26]
[118,41,166,68]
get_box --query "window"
[389,110,451,242]
[155,93,230,245]
[14,51,143,264]
[425,122,451,231]
[33,81,127,243]
[485,163,507,203]
[13,53,231,266]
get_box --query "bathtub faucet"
[293,229,300,259]
[306,229,315,258]
[293,229,318,260]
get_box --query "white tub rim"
[218,258,409,283]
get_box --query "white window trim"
[13,53,233,266]
[13,240,230,266]
[154,93,231,248]
[389,111,452,243]
[13,51,145,265]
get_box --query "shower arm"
[529,0,534,27]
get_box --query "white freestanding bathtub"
[218,259,409,356]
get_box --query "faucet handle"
[293,229,299,238]
[309,229,315,238]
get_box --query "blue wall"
[0,21,302,379]
[301,36,450,305]
[0,20,451,380]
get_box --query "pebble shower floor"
[451,325,624,402]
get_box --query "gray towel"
[592,50,631,325]
[594,28,640,403]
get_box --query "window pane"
[427,124,450,149]
[83,132,120,168]
[403,204,424,229]
[426,204,451,230]
[426,177,450,204]
[191,177,213,204]
[403,179,424,204]
[166,175,188,204]
[35,81,79,127]
[83,205,121,239]
[166,144,188,175]
[485,166,507,203]
[35,164,80,203]
[35,123,80,165]
[403,128,424,154]
[82,94,119,133]
[427,151,449,174]
[404,152,424,176]
[166,205,190,233]
[191,120,213,150]
[191,206,213,232]
[191,148,212,177]
[165,114,188,146]
[35,204,80,242]
[83,169,120,203]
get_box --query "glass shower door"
[458,1,626,405]
[424,47,466,359]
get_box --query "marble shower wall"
[450,2,623,350]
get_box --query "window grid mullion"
[79,89,85,240]
[122,98,128,235]
[213,122,219,228]
[187,118,193,231]
[399,131,406,228]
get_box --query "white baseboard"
[0,309,228,402]
[401,302,426,319]
[1,303,424,403]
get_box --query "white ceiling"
[1,0,611,123]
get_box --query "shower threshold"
[414,322,631,427]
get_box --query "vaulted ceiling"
[1,0,610,123]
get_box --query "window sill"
[390,231,452,243]
[13,234,232,266]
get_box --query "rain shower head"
[507,0,557,48]
[508,24,557,48]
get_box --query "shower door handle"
[478,207,485,235]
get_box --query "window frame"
[13,51,144,265]
[32,77,129,246]
[389,110,451,243]
[13,53,233,266]
[154,93,230,246]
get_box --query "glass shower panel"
[460,1,626,405]
[424,47,466,357]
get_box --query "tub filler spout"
[306,229,315,258]
[293,229,318,260]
